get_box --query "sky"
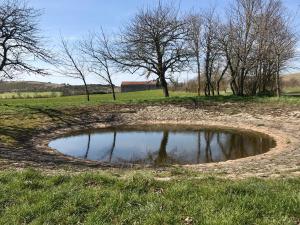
[16,0,300,85]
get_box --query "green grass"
[0,91,63,99]
[0,170,299,225]
[0,90,299,109]
[0,90,196,108]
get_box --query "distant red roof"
[121,81,157,86]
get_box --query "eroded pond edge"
[32,121,287,169]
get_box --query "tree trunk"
[205,83,209,97]
[160,73,169,97]
[205,50,211,96]
[209,64,215,96]
[276,54,281,97]
[230,79,238,95]
[111,84,116,101]
[83,79,90,101]
[217,64,228,96]
[238,69,245,96]
[196,54,201,96]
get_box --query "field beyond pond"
[0,90,299,225]
[0,91,63,99]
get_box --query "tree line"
[0,0,298,100]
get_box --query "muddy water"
[49,125,275,166]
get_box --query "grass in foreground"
[0,170,299,225]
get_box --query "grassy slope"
[0,90,300,225]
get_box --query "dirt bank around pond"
[1,103,299,178]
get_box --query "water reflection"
[49,127,275,166]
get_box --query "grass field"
[0,90,196,106]
[0,91,63,99]
[0,170,299,225]
[0,90,299,109]
[0,90,300,225]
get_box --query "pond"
[49,125,276,166]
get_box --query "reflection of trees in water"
[216,133,249,160]
[217,133,231,160]
[84,133,91,159]
[154,131,169,165]
[204,131,214,162]
[197,132,201,163]
[84,131,117,162]
[215,132,271,160]
[116,131,175,166]
[114,131,179,166]
[107,131,117,162]
[83,129,273,165]
[102,131,117,162]
[153,131,188,166]
[192,131,270,163]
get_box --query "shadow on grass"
[0,105,123,169]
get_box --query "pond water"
[49,125,276,166]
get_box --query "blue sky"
[20,0,300,85]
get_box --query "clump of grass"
[0,135,16,147]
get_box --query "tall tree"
[81,30,117,100]
[202,10,221,96]
[223,0,296,96]
[0,0,51,78]
[186,13,202,96]
[112,2,190,97]
[59,38,90,101]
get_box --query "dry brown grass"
[282,73,300,82]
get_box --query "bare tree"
[59,38,90,101]
[81,30,117,100]
[0,0,51,79]
[112,2,190,97]
[186,13,202,96]
[180,0,297,97]
[266,1,297,97]
[202,10,221,96]
[221,0,297,96]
